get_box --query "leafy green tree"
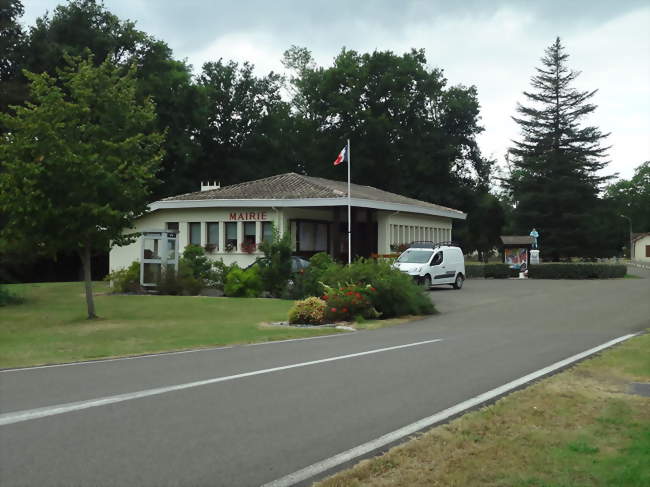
[22,0,201,199]
[135,40,203,198]
[0,56,163,318]
[282,47,492,210]
[459,192,506,262]
[508,38,611,260]
[194,60,297,187]
[257,231,293,297]
[605,161,650,234]
[23,0,147,74]
[0,0,26,113]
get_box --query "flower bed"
[322,283,380,322]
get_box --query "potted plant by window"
[204,243,217,253]
[241,241,257,254]
[225,242,235,253]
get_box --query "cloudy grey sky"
[21,0,650,179]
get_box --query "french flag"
[333,145,348,166]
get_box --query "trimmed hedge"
[466,264,517,279]
[528,264,626,279]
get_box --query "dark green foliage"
[528,264,626,279]
[605,161,650,234]
[0,55,163,318]
[181,245,212,280]
[155,263,203,296]
[224,265,263,298]
[458,192,506,262]
[283,46,493,212]
[10,0,201,199]
[485,264,516,279]
[155,268,184,296]
[508,38,612,260]
[309,252,335,270]
[465,265,485,278]
[465,264,516,279]
[207,259,235,290]
[289,252,335,299]
[320,259,435,318]
[0,284,23,306]
[0,0,26,113]
[193,60,296,190]
[105,261,140,293]
[257,231,293,297]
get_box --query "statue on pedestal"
[530,228,539,249]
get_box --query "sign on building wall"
[229,211,268,221]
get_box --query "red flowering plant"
[241,241,257,254]
[322,283,380,322]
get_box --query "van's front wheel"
[452,274,464,290]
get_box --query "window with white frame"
[225,222,237,251]
[189,222,201,246]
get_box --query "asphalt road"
[1,277,649,487]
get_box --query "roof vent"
[200,181,220,191]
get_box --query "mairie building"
[109,172,466,278]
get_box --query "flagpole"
[347,139,351,265]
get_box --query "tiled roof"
[500,235,534,245]
[162,172,464,216]
[632,232,650,242]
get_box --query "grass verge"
[354,315,425,330]
[0,282,343,368]
[316,332,650,487]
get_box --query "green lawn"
[317,332,650,487]
[0,282,340,368]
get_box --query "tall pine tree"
[508,37,610,260]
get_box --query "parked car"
[393,241,465,289]
[246,256,311,274]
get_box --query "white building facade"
[109,173,466,272]
[632,233,650,262]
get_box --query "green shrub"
[156,262,203,296]
[155,267,184,295]
[289,252,336,299]
[224,265,263,297]
[182,245,212,280]
[322,283,380,322]
[257,231,293,297]
[484,264,514,279]
[206,259,234,290]
[465,265,485,278]
[466,263,517,279]
[528,264,626,279]
[288,297,327,325]
[0,285,23,306]
[309,252,335,270]
[321,259,435,318]
[104,261,140,292]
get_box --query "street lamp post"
[620,214,633,261]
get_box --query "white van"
[394,242,466,289]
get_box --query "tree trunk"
[80,244,97,319]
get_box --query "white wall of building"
[633,235,650,262]
[109,207,282,272]
[110,205,457,271]
[377,211,453,254]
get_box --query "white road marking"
[1,330,354,373]
[246,332,354,347]
[262,332,639,487]
[0,346,235,373]
[0,338,441,427]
